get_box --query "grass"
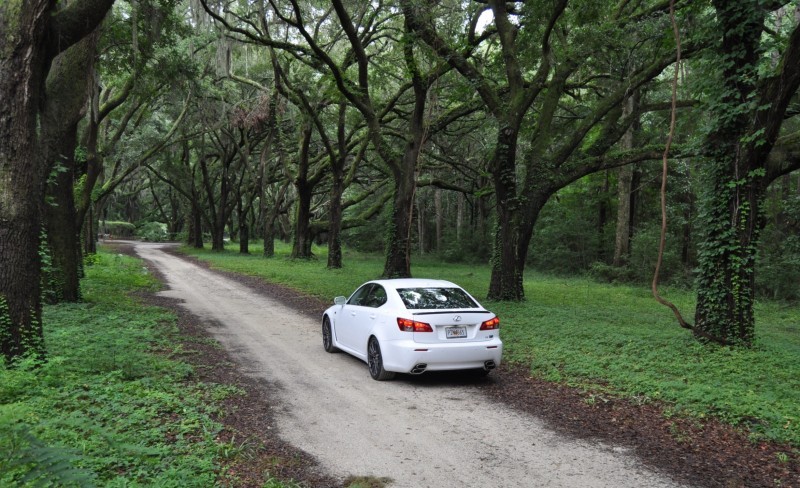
[0,250,295,487]
[183,240,800,447]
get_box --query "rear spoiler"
[412,310,490,315]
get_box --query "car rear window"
[396,287,478,310]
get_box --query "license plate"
[446,326,467,339]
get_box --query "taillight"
[397,317,433,332]
[480,317,500,330]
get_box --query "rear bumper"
[381,338,503,373]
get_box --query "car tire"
[367,337,395,381]
[322,316,338,353]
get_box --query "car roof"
[370,278,460,290]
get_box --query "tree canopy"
[2,0,800,361]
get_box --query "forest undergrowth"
[0,250,292,487]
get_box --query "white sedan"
[321,278,503,380]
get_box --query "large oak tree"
[0,0,115,361]
[404,0,687,299]
[693,1,800,345]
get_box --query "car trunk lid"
[410,310,496,344]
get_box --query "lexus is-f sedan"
[321,279,502,380]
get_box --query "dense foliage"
[2,0,799,353]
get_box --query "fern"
[0,409,96,487]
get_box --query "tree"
[201,0,460,277]
[404,0,688,299]
[41,31,102,303]
[693,1,800,345]
[0,0,115,361]
[612,95,640,267]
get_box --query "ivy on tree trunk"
[694,0,800,346]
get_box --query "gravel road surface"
[135,242,684,488]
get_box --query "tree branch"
[48,0,115,56]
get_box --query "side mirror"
[334,296,347,306]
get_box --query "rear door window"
[348,284,373,306]
[364,285,387,308]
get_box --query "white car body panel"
[323,279,503,376]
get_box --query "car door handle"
[350,311,356,316]
[369,314,376,319]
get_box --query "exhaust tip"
[410,363,427,374]
[484,360,496,371]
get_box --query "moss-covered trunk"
[43,128,82,302]
[40,33,97,303]
[488,127,524,300]
[0,0,52,361]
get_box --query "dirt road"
[135,242,683,488]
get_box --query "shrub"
[439,228,491,264]
[137,222,168,242]
[627,224,692,287]
[528,202,602,275]
[589,224,692,287]
[98,221,136,238]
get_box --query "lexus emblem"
[453,315,462,322]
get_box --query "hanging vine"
[651,0,732,345]
[652,0,691,325]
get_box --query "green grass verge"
[183,241,800,447]
[0,250,291,487]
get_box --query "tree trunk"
[613,94,638,266]
[227,215,237,244]
[434,188,443,253]
[613,164,634,266]
[488,127,524,300]
[476,175,490,243]
[693,0,800,345]
[263,215,277,257]
[39,32,98,303]
[199,152,229,252]
[383,169,416,278]
[263,197,281,258]
[291,121,314,259]
[189,196,204,248]
[693,2,764,345]
[417,198,425,255]
[456,191,464,240]
[167,191,183,238]
[694,158,764,345]
[0,0,53,361]
[681,188,694,266]
[327,163,345,269]
[239,222,249,254]
[83,204,98,255]
[597,172,609,261]
[291,185,314,258]
[43,129,81,302]
[211,224,225,251]
[18,8,117,341]
[380,17,427,278]
[263,184,288,258]
[237,194,249,254]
